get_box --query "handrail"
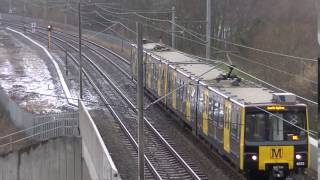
[0,125,78,148]
[0,117,76,140]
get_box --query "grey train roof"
[143,43,280,105]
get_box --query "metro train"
[131,42,310,179]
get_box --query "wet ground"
[0,27,72,113]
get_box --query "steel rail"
[4,23,242,179]
[37,28,202,180]
[51,31,202,180]
[66,52,162,180]
[14,27,161,179]
[29,28,196,179]
[6,23,234,179]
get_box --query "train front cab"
[242,105,309,179]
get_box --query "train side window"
[162,68,165,81]
[218,102,224,128]
[237,112,241,140]
[199,89,204,113]
[153,64,156,80]
[231,108,238,139]
[167,71,171,95]
[181,80,185,102]
[208,97,214,124]
[177,79,183,100]
[213,102,219,126]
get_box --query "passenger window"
[181,81,185,101]
[237,112,241,140]
[162,68,165,81]
[218,102,224,128]
[208,98,214,127]
[213,102,219,126]
[191,86,195,97]
[231,108,238,139]
[153,64,156,79]
[199,90,204,113]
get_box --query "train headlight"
[251,155,258,161]
[295,154,302,160]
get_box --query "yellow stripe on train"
[258,146,294,170]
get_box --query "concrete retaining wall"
[0,137,90,180]
[79,101,120,180]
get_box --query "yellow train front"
[131,42,309,179]
[242,103,309,179]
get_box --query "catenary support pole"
[65,48,68,76]
[136,22,144,180]
[23,0,26,17]
[64,0,67,25]
[78,2,83,99]
[9,0,12,13]
[206,0,211,59]
[171,6,176,49]
[44,0,48,20]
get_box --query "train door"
[146,55,152,90]
[185,83,191,122]
[223,100,232,153]
[202,88,209,136]
[163,64,168,105]
[157,64,162,97]
[172,70,177,110]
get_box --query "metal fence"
[0,111,79,153]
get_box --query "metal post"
[64,0,68,25]
[65,48,68,76]
[78,2,83,99]
[136,22,144,180]
[171,6,176,49]
[23,0,26,16]
[48,31,51,49]
[44,0,48,20]
[9,0,12,13]
[206,0,212,59]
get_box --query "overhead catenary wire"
[190,55,318,105]
[92,11,318,87]
[17,24,317,138]
[171,22,317,62]
[20,7,317,106]
[228,53,317,85]
[98,4,173,14]
[86,12,225,56]
[91,9,211,46]
[90,11,317,103]
[79,12,318,105]
[95,5,317,62]
[84,22,119,40]
[94,6,317,83]
[96,6,170,22]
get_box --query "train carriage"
[131,42,309,179]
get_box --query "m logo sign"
[271,148,283,159]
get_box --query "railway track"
[3,21,247,180]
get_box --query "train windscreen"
[245,110,306,142]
